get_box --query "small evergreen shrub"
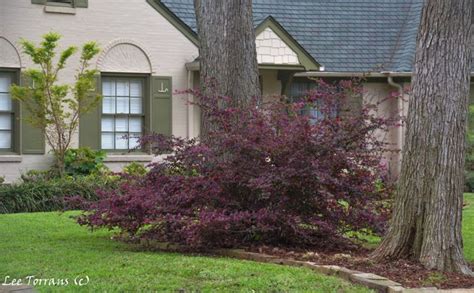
[78,80,398,250]
[123,162,148,177]
[64,148,107,176]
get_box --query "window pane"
[129,134,141,149]
[0,94,11,111]
[101,117,114,132]
[115,133,128,149]
[101,133,114,149]
[289,82,310,98]
[307,108,322,125]
[115,117,128,131]
[0,131,11,148]
[102,97,115,114]
[308,108,322,118]
[0,115,11,130]
[0,75,11,92]
[102,79,115,96]
[130,98,142,114]
[116,97,129,114]
[129,117,142,132]
[130,80,142,97]
[116,80,129,96]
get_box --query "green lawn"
[3,195,474,292]
[463,193,474,261]
[355,193,474,262]
[0,211,371,292]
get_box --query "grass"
[354,193,474,263]
[0,211,371,292]
[4,195,474,292]
[463,193,474,261]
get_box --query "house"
[0,0,441,182]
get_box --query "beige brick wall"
[260,69,282,98]
[0,0,198,181]
[0,155,54,183]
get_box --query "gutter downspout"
[187,70,194,138]
[387,76,404,176]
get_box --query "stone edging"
[125,240,474,292]
[213,249,472,293]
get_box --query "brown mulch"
[247,246,474,289]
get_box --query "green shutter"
[74,0,88,8]
[12,72,21,154]
[12,96,21,154]
[151,76,172,136]
[31,0,47,4]
[79,75,101,149]
[20,73,45,154]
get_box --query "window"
[288,81,317,99]
[289,81,325,124]
[0,72,15,151]
[101,77,144,150]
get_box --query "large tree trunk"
[372,0,472,274]
[194,0,260,135]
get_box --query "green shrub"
[64,148,107,176]
[466,171,474,192]
[21,169,58,183]
[0,175,116,214]
[466,103,474,191]
[122,162,148,177]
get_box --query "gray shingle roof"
[160,0,423,72]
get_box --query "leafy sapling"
[10,32,101,176]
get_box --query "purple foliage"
[78,79,398,250]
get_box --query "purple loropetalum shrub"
[77,79,399,250]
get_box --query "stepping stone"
[350,272,401,292]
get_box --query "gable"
[255,17,320,71]
[256,27,299,65]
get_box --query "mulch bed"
[247,246,474,289]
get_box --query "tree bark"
[194,0,260,135]
[372,0,472,274]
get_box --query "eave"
[185,60,306,72]
[295,71,413,78]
